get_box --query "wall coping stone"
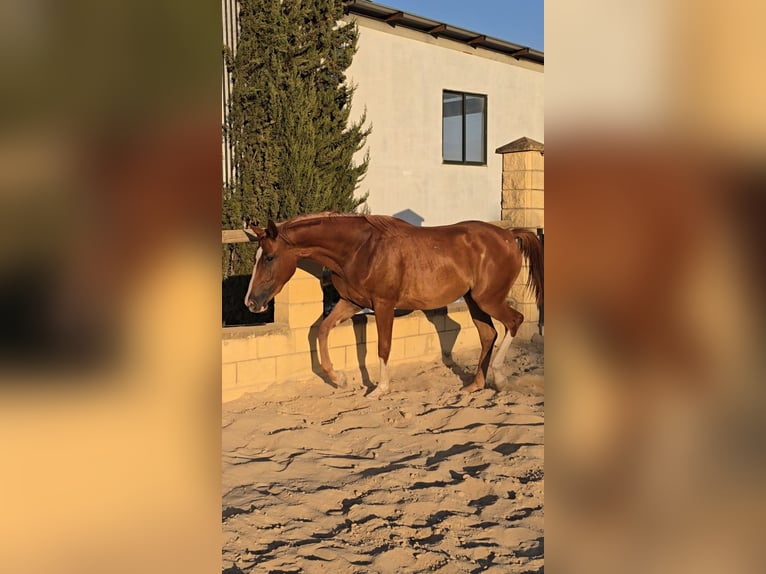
[495,137,544,154]
[221,301,473,340]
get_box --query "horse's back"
[420,220,517,253]
[368,218,517,267]
[357,218,520,309]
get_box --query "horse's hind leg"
[463,293,498,392]
[318,298,361,388]
[475,299,525,388]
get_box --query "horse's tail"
[510,229,544,306]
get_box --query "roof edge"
[343,0,544,65]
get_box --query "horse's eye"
[264,255,274,263]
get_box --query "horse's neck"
[287,218,367,274]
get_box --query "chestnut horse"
[245,213,543,397]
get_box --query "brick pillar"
[497,137,544,227]
[496,137,544,339]
[273,261,324,328]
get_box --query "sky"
[372,0,544,51]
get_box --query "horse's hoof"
[334,371,348,389]
[462,381,484,393]
[490,370,507,391]
[367,385,388,399]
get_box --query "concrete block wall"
[222,265,536,402]
[223,163,545,403]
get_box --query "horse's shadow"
[307,322,331,387]
[308,306,469,390]
[351,315,373,391]
[307,313,374,392]
[424,308,473,385]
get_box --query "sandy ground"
[222,341,544,574]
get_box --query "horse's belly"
[395,282,468,310]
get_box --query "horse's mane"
[284,211,342,225]
[361,214,410,237]
[280,212,410,238]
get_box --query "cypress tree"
[223,0,371,280]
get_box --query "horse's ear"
[248,224,266,240]
[267,219,279,239]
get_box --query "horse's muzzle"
[245,294,269,314]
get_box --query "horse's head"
[244,219,298,313]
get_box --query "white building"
[344,1,543,226]
[222,0,544,227]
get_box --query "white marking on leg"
[244,247,263,307]
[369,357,390,398]
[492,331,514,371]
[378,357,390,391]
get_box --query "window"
[442,90,487,165]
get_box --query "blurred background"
[0,1,222,572]
[546,0,766,572]
[0,0,764,572]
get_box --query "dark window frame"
[442,90,488,166]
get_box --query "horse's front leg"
[318,298,361,388]
[368,301,395,398]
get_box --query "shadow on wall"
[351,316,372,391]
[393,208,424,227]
[425,309,470,384]
[307,313,377,392]
[307,305,465,389]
